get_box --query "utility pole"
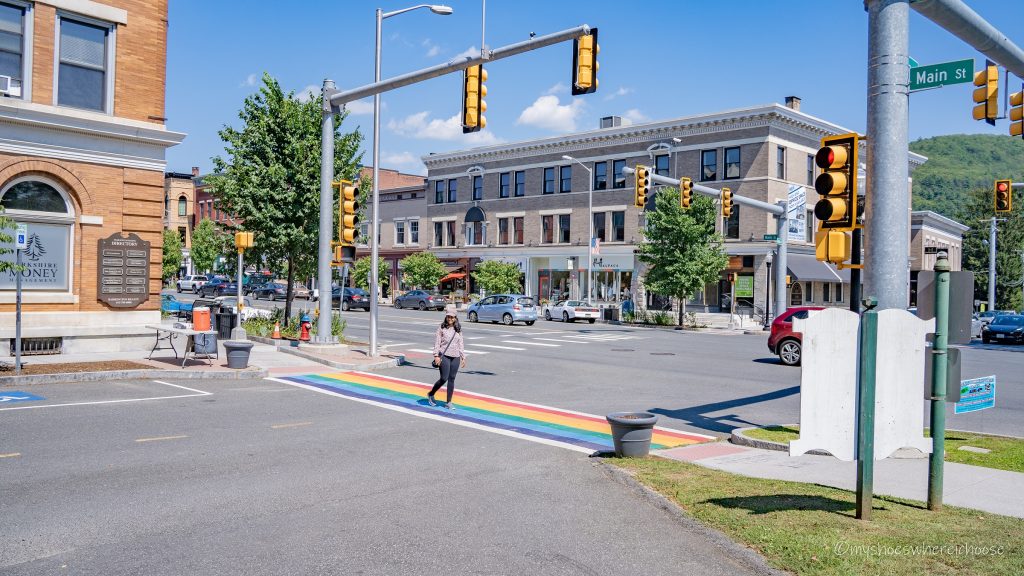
[988,217,997,310]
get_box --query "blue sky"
[165,0,1023,176]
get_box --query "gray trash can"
[193,333,217,356]
[216,310,237,339]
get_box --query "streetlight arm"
[382,4,451,19]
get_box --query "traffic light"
[336,179,359,263]
[680,177,693,209]
[995,179,1012,213]
[813,133,859,231]
[1010,84,1023,138]
[462,65,487,133]
[571,28,599,95]
[634,165,649,209]
[815,229,851,265]
[972,60,998,126]
[721,188,733,219]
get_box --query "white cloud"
[618,109,650,126]
[382,151,426,174]
[422,38,441,58]
[345,98,378,115]
[545,82,568,95]
[516,95,585,132]
[604,86,633,101]
[240,73,259,87]
[453,45,479,60]
[387,111,501,145]
[294,84,320,103]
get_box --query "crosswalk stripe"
[532,337,589,344]
[502,340,560,347]
[408,348,488,355]
[474,344,527,351]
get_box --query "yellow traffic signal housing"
[462,65,487,133]
[814,132,859,231]
[972,60,998,126]
[721,188,733,219]
[1010,86,1023,138]
[333,245,344,263]
[995,179,1013,213]
[634,165,649,209]
[571,28,599,95]
[680,177,693,209]
[234,231,254,250]
[336,180,360,252]
[815,229,851,265]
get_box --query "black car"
[253,282,288,301]
[332,287,370,311]
[199,278,238,298]
[981,314,1024,344]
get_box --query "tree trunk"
[284,253,295,321]
[678,297,685,326]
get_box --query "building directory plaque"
[97,233,151,308]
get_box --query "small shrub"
[650,310,674,326]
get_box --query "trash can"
[602,307,620,322]
[193,333,217,356]
[216,309,237,339]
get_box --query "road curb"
[275,346,404,372]
[596,460,785,576]
[0,367,268,387]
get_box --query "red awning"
[440,272,467,282]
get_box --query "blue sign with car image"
[954,376,996,414]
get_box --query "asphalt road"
[1,378,775,576]
[168,290,1024,438]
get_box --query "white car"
[176,275,207,294]
[545,300,599,324]
[213,296,273,322]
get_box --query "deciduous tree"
[190,218,223,274]
[399,252,446,290]
[352,256,389,293]
[162,229,183,281]
[472,260,522,295]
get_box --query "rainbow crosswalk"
[272,371,715,454]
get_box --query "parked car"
[244,275,272,296]
[332,287,370,311]
[175,275,207,294]
[767,306,825,366]
[253,282,288,301]
[272,280,311,300]
[972,314,984,339]
[977,310,1016,328]
[394,290,447,311]
[466,294,537,326]
[161,294,193,317]
[212,296,272,321]
[545,300,599,323]
[981,314,1024,344]
[199,278,238,298]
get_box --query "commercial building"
[164,171,194,276]
[421,97,954,315]
[0,0,185,354]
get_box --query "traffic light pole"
[316,79,337,345]
[626,167,790,319]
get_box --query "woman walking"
[428,304,466,409]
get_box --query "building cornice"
[0,100,186,148]
[911,210,970,235]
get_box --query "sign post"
[927,251,950,510]
[14,223,26,375]
[856,297,879,520]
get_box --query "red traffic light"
[996,181,1009,193]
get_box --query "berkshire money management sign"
[0,222,70,291]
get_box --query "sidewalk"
[656,442,1024,518]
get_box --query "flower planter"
[223,341,254,369]
[606,412,659,457]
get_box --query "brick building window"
[447,179,457,203]
[776,146,786,179]
[558,214,570,243]
[560,165,572,193]
[434,180,444,203]
[543,167,555,194]
[655,154,670,177]
[806,154,814,186]
[701,150,717,181]
[593,212,605,242]
[612,160,626,189]
[499,172,509,198]
[395,220,405,245]
[0,2,26,99]
[498,218,509,244]
[611,211,625,242]
[57,16,113,112]
[514,171,525,197]
[177,196,187,217]
[409,220,419,244]
[725,204,740,239]
[542,215,553,244]
[724,147,741,179]
[472,175,482,200]
[594,162,607,190]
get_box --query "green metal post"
[928,251,951,510]
[856,296,879,521]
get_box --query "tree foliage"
[162,229,183,281]
[190,218,223,274]
[0,207,22,275]
[472,260,522,294]
[352,256,389,291]
[207,73,362,319]
[637,188,729,323]
[399,251,446,290]
[958,187,1024,311]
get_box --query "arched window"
[1,177,75,293]
[178,195,187,217]
[790,282,803,307]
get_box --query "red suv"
[767,306,824,366]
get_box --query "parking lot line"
[0,381,211,412]
[0,452,21,458]
[270,421,312,429]
[135,435,188,443]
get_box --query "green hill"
[910,134,1024,219]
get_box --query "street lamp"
[763,251,773,330]
[369,4,452,357]
[563,155,594,304]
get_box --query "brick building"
[0,0,185,353]
[164,171,194,276]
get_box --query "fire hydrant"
[299,313,312,342]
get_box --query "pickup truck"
[176,275,208,294]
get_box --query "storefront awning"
[787,254,848,283]
[440,272,467,282]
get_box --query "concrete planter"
[606,412,658,457]
[223,340,254,369]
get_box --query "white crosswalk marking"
[408,348,488,355]
[474,343,527,351]
[502,340,559,347]
[532,338,589,344]
[562,333,637,341]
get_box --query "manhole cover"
[650,352,675,356]
[611,348,635,352]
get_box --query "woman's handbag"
[432,333,453,368]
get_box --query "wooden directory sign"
[98,232,151,308]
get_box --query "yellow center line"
[0,452,21,458]
[135,435,189,443]
[270,421,313,430]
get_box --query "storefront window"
[0,178,74,292]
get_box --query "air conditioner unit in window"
[0,75,20,97]
[0,75,10,94]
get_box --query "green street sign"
[909,58,973,92]
[763,234,778,241]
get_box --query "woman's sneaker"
[445,403,456,411]
[426,395,437,407]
